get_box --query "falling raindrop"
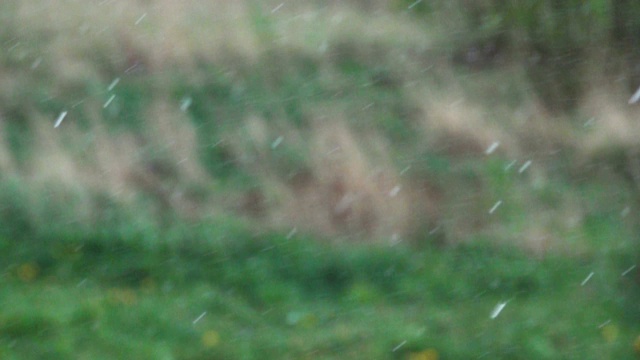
[388,185,401,197]
[271,3,284,14]
[629,86,640,104]
[581,272,594,286]
[485,141,499,155]
[192,311,207,325]
[271,136,284,149]
[489,200,502,214]
[490,301,507,319]
[108,77,120,91]
[135,13,147,25]
[103,94,116,108]
[518,160,532,174]
[180,96,193,112]
[54,111,68,128]
[408,0,423,10]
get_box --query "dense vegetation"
[410,0,640,110]
[0,1,639,358]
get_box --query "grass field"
[1,218,639,359]
[1,0,640,358]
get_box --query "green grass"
[0,212,638,359]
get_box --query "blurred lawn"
[0,215,639,359]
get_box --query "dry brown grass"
[420,94,512,157]
[580,87,640,152]
[2,0,637,250]
[272,118,438,243]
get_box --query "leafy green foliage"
[415,0,640,111]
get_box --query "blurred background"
[1,0,640,358]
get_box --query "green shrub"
[413,0,640,111]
